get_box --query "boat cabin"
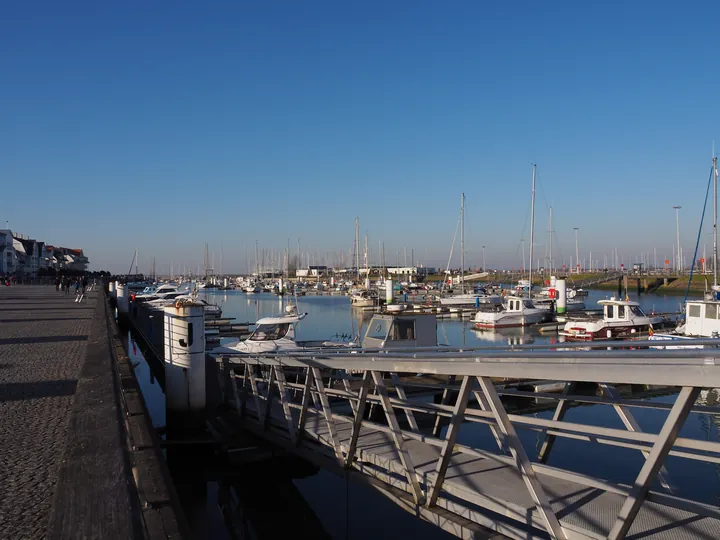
[362,312,437,349]
[506,297,537,313]
[247,313,307,344]
[684,301,720,337]
[598,298,647,322]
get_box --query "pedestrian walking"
[55,276,60,291]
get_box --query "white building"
[0,228,88,275]
[0,230,17,274]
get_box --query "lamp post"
[573,228,580,274]
[673,205,682,273]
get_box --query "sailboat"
[651,157,720,346]
[474,165,546,327]
[439,194,502,307]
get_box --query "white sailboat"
[473,165,546,327]
[651,157,720,346]
[439,194,501,306]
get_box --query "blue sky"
[2,1,720,273]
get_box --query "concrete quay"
[0,285,186,540]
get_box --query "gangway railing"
[215,340,720,540]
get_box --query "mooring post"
[116,283,128,314]
[386,279,393,304]
[163,303,206,421]
[556,277,566,314]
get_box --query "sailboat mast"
[548,206,553,274]
[355,217,360,281]
[460,193,465,292]
[255,240,259,277]
[529,164,536,298]
[714,156,718,287]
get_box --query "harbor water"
[127,288,720,539]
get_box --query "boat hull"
[561,324,651,341]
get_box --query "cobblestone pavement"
[0,285,98,540]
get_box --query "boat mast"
[528,164,536,298]
[355,217,360,281]
[460,193,465,293]
[714,155,718,287]
[548,206,553,274]
[255,240,259,278]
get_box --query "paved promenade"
[0,285,135,539]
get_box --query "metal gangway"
[214,339,720,540]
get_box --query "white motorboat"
[439,291,502,307]
[213,311,309,354]
[134,282,193,301]
[561,297,667,341]
[146,295,223,318]
[135,283,177,299]
[473,296,548,328]
[650,298,720,348]
[244,284,261,293]
[210,305,357,355]
[350,290,376,307]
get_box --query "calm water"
[199,288,691,348]
[127,288,720,539]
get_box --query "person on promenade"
[55,276,60,291]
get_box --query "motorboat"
[649,298,720,348]
[210,305,356,355]
[134,282,193,301]
[244,284,261,293]
[135,283,176,298]
[439,289,502,307]
[473,296,548,328]
[146,295,222,318]
[561,297,668,341]
[350,290,376,308]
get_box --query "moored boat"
[473,296,548,328]
[561,297,667,340]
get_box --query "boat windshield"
[367,319,390,340]
[629,306,646,317]
[250,323,290,341]
[523,300,534,309]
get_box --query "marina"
[6,4,720,539]
[114,283,720,539]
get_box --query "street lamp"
[482,245,486,271]
[573,228,580,274]
[673,205,682,273]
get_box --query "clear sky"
[2,1,720,274]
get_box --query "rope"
[683,166,714,304]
